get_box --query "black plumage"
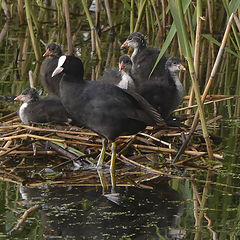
[138,57,185,120]
[99,55,135,91]
[40,43,63,96]
[121,32,167,88]
[52,55,162,170]
[15,88,70,125]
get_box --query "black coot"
[121,32,167,88]
[138,57,185,121]
[40,43,63,96]
[15,88,71,125]
[99,55,135,91]
[52,55,162,170]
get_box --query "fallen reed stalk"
[173,12,234,163]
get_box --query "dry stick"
[173,13,234,163]
[175,96,236,112]
[133,144,222,159]
[0,176,22,185]
[150,0,161,35]
[2,128,27,137]
[0,112,17,122]
[17,0,25,24]
[233,14,240,32]
[160,0,166,37]
[0,20,9,45]
[1,0,11,19]
[8,205,40,235]
[103,0,114,30]
[6,150,56,155]
[28,70,34,88]
[176,146,224,165]
[0,168,25,182]
[0,133,66,142]
[0,143,27,160]
[183,94,236,100]
[186,0,202,121]
[63,0,73,55]
[0,124,99,137]
[120,154,166,176]
[81,0,102,60]
[95,0,100,29]
[207,0,215,60]
[47,141,79,161]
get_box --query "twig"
[0,133,66,142]
[28,70,34,88]
[8,205,40,235]
[0,112,17,122]
[175,96,236,112]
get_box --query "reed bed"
[0,2,240,238]
[0,101,226,188]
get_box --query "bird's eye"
[128,36,132,40]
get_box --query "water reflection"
[19,177,184,239]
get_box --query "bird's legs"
[110,141,117,171]
[97,138,107,168]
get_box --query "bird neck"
[118,71,135,89]
[131,45,145,62]
[168,71,184,99]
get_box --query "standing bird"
[121,32,167,88]
[138,57,186,121]
[14,88,71,125]
[99,55,135,91]
[40,43,63,96]
[52,55,162,170]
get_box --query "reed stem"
[24,0,41,61]
[173,0,214,161]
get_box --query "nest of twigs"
[0,110,224,187]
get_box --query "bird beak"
[52,66,63,77]
[119,61,124,71]
[43,48,50,57]
[120,40,129,49]
[14,94,22,101]
[179,64,186,71]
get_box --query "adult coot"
[15,88,71,125]
[121,32,167,88]
[99,55,135,91]
[40,43,63,96]
[138,57,185,121]
[52,55,162,170]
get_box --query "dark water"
[0,5,240,240]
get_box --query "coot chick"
[121,32,167,88]
[15,88,70,125]
[52,55,162,170]
[138,57,185,121]
[40,43,63,96]
[99,55,135,91]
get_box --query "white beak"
[52,66,63,77]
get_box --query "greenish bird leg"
[110,141,117,171]
[97,138,107,167]
[97,169,107,195]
